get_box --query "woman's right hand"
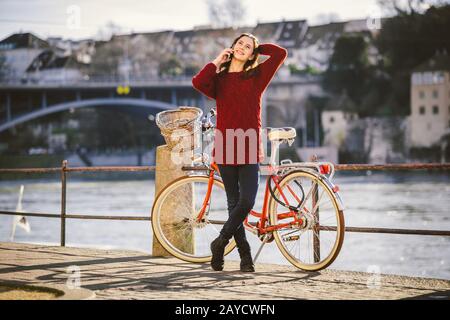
[212,48,234,67]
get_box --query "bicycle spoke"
[269,170,344,271]
[292,179,318,213]
[152,176,236,262]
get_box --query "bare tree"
[377,0,445,16]
[95,21,124,41]
[313,13,341,25]
[226,0,247,28]
[206,0,247,28]
[206,0,223,27]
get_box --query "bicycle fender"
[321,177,345,211]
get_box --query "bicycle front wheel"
[151,175,236,263]
[269,170,344,271]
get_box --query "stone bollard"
[152,144,194,257]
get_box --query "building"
[0,32,49,82]
[321,92,358,155]
[24,50,88,83]
[0,32,91,84]
[410,51,450,147]
[47,37,96,64]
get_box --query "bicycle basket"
[155,106,203,151]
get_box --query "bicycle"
[151,108,345,271]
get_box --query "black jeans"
[217,164,260,248]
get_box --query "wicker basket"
[155,106,203,151]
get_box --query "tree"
[206,0,223,27]
[323,35,372,108]
[375,3,450,115]
[322,33,398,117]
[377,0,446,16]
[206,0,247,28]
[159,56,183,77]
[89,21,128,77]
[377,3,450,73]
[313,13,341,25]
[321,1,450,117]
[95,21,124,41]
[89,40,124,77]
[226,0,247,28]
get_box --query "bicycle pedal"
[283,235,300,242]
[258,233,274,243]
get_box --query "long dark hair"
[218,33,260,79]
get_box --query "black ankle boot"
[210,234,229,271]
[238,242,255,272]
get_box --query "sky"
[0,0,439,41]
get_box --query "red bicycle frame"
[196,162,305,234]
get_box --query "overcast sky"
[0,0,440,40]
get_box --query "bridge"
[0,76,322,138]
[0,79,210,134]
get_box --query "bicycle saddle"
[267,127,297,141]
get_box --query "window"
[419,91,425,99]
[433,90,439,99]
[419,106,425,115]
[432,105,439,114]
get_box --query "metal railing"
[0,74,193,86]
[0,73,317,87]
[0,160,449,247]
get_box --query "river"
[0,170,449,280]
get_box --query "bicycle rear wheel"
[152,175,236,263]
[268,170,344,271]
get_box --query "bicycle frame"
[193,107,344,237]
[195,161,311,237]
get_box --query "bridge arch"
[0,98,177,133]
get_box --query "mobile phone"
[228,46,234,59]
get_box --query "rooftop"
[0,32,49,50]
[26,50,87,72]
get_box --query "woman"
[192,33,287,272]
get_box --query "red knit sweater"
[192,43,287,165]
